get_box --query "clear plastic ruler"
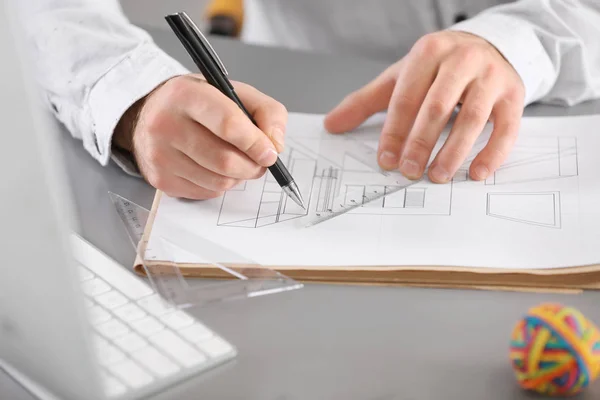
[109,192,303,308]
[304,173,424,227]
[305,136,489,228]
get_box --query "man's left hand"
[325,31,525,183]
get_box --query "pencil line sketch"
[217,135,458,228]
[217,147,316,228]
[339,182,453,216]
[216,133,578,228]
[484,137,578,185]
[486,192,561,228]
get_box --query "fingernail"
[379,151,398,168]
[271,127,285,153]
[430,165,450,183]
[474,164,489,180]
[259,148,278,166]
[399,159,421,179]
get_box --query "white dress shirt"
[14,0,600,169]
[14,0,189,171]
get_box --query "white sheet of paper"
[147,112,600,270]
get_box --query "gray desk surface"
[3,27,600,400]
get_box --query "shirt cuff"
[85,41,189,168]
[449,13,555,106]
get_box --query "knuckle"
[482,62,499,80]
[444,140,470,162]
[221,114,245,144]
[413,33,445,58]
[217,152,239,175]
[143,112,171,137]
[426,98,452,121]
[213,176,237,191]
[161,76,191,101]
[380,132,405,151]
[409,136,433,154]
[504,86,525,106]
[487,146,508,163]
[462,105,489,123]
[393,93,420,112]
[456,45,483,65]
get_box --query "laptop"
[0,2,236,399]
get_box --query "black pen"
[165,12,306,209]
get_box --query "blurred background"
[120,0,210,29]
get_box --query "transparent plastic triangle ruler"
[305,136,488,227]
[109,192,303,309]
[304,138,423,227]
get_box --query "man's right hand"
[114,74,287,200]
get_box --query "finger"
[400,54,479,180]
[469,93,523,180]
[233,81,288,153]
[427,78,498,183]
[162,174,224,200]
[324,63,399,134]
[377,56,438,171]
[167,149,244,192]
[172,77,278,167]
[173,119,264,180]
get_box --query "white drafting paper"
[147,112,600,270]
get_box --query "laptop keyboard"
[78,254,236,398]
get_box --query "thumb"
[324,63,399,134]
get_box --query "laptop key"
[79,266,94,281]
[131,347,181,378]
[109,360,154,389]
[96,319,130,339]
[89,305,112,325]
[197,336,235,359]
[160,311,194,330]
[148,330,207,368]
[84,256,153,300]
[113,303,147,323]
[130,317,165,336]
[138,294,172,316]
[101,372,127,398]
[82,278,110,296]
[95,291,128,310]
[178,323,214,344]
[113,332,149,354]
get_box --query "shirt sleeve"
[449,0,600,107]
[14,0,189,170]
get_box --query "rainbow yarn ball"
[510,303,600,396]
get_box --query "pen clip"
[178,12,228,76]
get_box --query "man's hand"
[114,74,287,199]
[324,31,525,183]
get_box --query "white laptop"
[0,2,236,400]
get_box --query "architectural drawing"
[217,134,459,228]
[485,137,578,185]
[486,192,561,228]
[217,132,579,228]
[217,146,316,228]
